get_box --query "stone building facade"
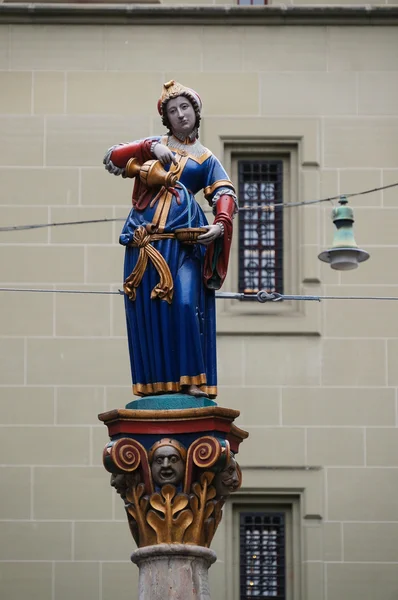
[0,4,398,599]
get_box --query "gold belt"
[123,226,175,304]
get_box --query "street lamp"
[318,196,370,271]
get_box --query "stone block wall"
[0,19,398,600]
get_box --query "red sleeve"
[203,195,235,290]
[110,139,154,209]
[110,139,153,168]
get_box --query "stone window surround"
[227,146,297,318]
[201,117,322,335]
[222,466,324,600]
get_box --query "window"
[238,160,284,296]
[240,512,286,599]
[240,511,286,599]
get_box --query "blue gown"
[119,137,234,398]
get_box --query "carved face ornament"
[110,473,131,499]
[166,96,196,138]
[215,456,240,497]
[151,445,185,487]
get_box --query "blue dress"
[118,136,234,398]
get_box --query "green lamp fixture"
[318,196,370,271]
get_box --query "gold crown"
[148,438,187,463]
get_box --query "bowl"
[174,227,208,245]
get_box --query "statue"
[148,438,186,488]
[103,80,237,400]
[100,80,249,600]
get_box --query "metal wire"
[0,217,125,233]
[0,287,124,295]
[260,180,398,210]
[1,287,398,303]
[0,181,396,233]
[256,291,398,303]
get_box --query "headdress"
[157,80,202,131]
[148,438,187,463]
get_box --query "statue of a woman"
[103,80,237,399]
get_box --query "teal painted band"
[125,394,217,411]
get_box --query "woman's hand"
[153,144,178,167]
[198,224,223,245]
[103,145,125,176]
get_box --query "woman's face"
[166,96,196,137]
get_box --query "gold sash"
[123,226,175,304]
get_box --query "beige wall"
[1,19,398,600]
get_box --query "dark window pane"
[240,512,286,599]
[238,160,283,296]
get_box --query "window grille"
[240,512,286,599]
[238,160,283,296]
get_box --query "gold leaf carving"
[160,484,177,509]
[189,493,199,514]
[125,481,156,547]
[147,485,193,544]
[174,510,194,532]
[201,471,215,486]
[204,501,215,521]
[192,482,201,497]
[149,492,166,514]
[184,471,217,546]
[172,493,189,514]
[206,486,216,501]
[205,499,225,548]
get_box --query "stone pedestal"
[132,544,217,600]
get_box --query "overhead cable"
[1,287,398,303]
[0,181,397,233]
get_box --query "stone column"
[131,544,217,600]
